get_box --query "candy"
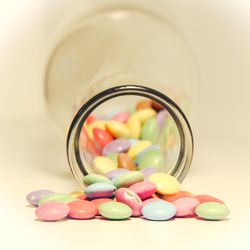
[69,191,87,200]
[129,181,157,200]
[85,182,116,199]
[105,169,129,180]
[172,197,200,217]
[35,201,69,221]
[112,171,144,188]
[93,156,117,175]
[83,174,111,186]
[102,139,131,156]
[131,108,156,123]
[68,200,97,219]
[91,198,113,214]
[135,145,161,164]
[127,140,152,159]
[127,116,141,139]
[26,189,53,206]
[163,191,193,202]
[38,193,77,206]
[151,100,164,111]
[86,114,96,125]
[117,153,136,170]
[142,200,176,221]
[136,99,152,110]
[99,201,132,220]
[116,188,143,216]
[140,167,158,181]
[111,111,129,123]
[106,120,130,138]
[93,128,113,148]
[106,153,118,164]
[149,173,181,195]
[195,202,230,220]
[137,150,165,170]
[142,197,160,207]
[194,194,225,204]
[86,120,106,140]
[156,110,168,130]
[141,117,159,143]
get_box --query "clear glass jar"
[44,4,198,187]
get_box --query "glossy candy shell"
[68,200,97,219]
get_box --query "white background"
[0,1,250,250]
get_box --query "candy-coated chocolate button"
[141,117,159,143]
[38,193,77,206]
[35,201,69,221]
[127,140,152,159]
[195,202,230,220]
[86,120,106,140]
[102,139,131,156]
[93,128,113,148]
[131,108,156,123]
[99,201,132,220]
[194,194,225,204]
[105,169,129,180]
[83,174,111,186]
[149,173,180,195]
[26,189,53,206]
[163,191,193,202]
[172,197,200,217]
[85,182,116,199]
[135,145,161,165]
[68,200,97,219]
[91,198,113,215]
[112,171,144,188]
[136,99,152,110]
[129,181,157,200]
[137,150,165,170]
[127,116,141,139]
[93,156,117,175]
[118,153,136,170]
[106,121,130,138]
[69,191,87,200]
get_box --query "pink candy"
[116,188,143,216]
[111,112,129,123]
[172,197,200,217]
[129,181,157,200]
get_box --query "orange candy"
[136,99,152,110]
[118,153,136,171]
[163,191,193,202]
[93,128,113,148]
[68,200,98,219]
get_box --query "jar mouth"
[67,85,194,187]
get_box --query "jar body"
[44,3,197,186]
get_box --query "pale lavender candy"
[140,168,158,181]
[102,139,131,156]
[157,110,169,130]
[105,169,129,180]
[135,145,161,165]
[26,189,53,206]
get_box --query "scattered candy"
[105,169,129,180]
[117,153,136,170]
[85,182,116,199]
[90,198,113,214]
[137,150,165,170]
[112,171,144,188]
[194,194,225,204]
[172,197,200,217]
[93,128,113,148]
[83,174,111,186]
[38,193,77,206]
[102,139,131,156]
[68,200,97,219]
[127,140,152,159]
[26,189,53,206]
[106,120,130,138]
[129,181,157,200]
[163,191,193,202]
[93,156,117,175]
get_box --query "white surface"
[1,1,250,250]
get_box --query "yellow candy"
[93,156,117,175]
[149,173,180,195]
[86,120,106,139]
[69,191,85,198]
[131,108,156,123]
[106,120,130,138]
[127,116,141,139]
[127,140,152,159]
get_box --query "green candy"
[38,193,77,206]
[195,202,230,220]
[141,117,159,143]
[138,150,165,170]
[83,174,111,186]
[106,153,118,165]
[112,171,144,188]
[99,202,132,220]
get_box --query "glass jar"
[44,4,198,187]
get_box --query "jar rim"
[67,84,194,187]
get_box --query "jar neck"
[67,84,194,187]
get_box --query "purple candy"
[26,189,53,206]
[102,139,131,156]
[157,110,169,130]
[140,168,158,181]
[105,169,129,180]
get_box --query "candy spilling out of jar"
[27,172,230,222]
[27,98,229,222]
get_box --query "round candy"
[142,198,160,207]
[68,200,97,219]
[195,202,230,220]
[38,193,77,206]
[149,173,180,195]
[105,169,129,180]
[142,200,176,221]
[85,182,116,199]
[127,140,152,159]
[135,145,161,165]
[111,111,129,123]
[116,188,143,216]
[91,198,113,215]
[140,167,158,181]
[85,114,96,125]
[129,181,157,200]
[86,120,106,140]
[83,174,111,186]
[118,153,136,170]
[93,156,117,175]
[194,194,225,204]
[112,171,144,188]
[102,139,131,156]
[127,116,141,139]
[106,120,130,138]
[136,99,152,110]
[163,191,193,202]
[141,117,159,143]
[137,150,165,170]
[172,197,200,217]
[26,189,53,206]
[99,201,132,220]
[35,201,69,221]
[131,108,156,123]
[93,128,113,148]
